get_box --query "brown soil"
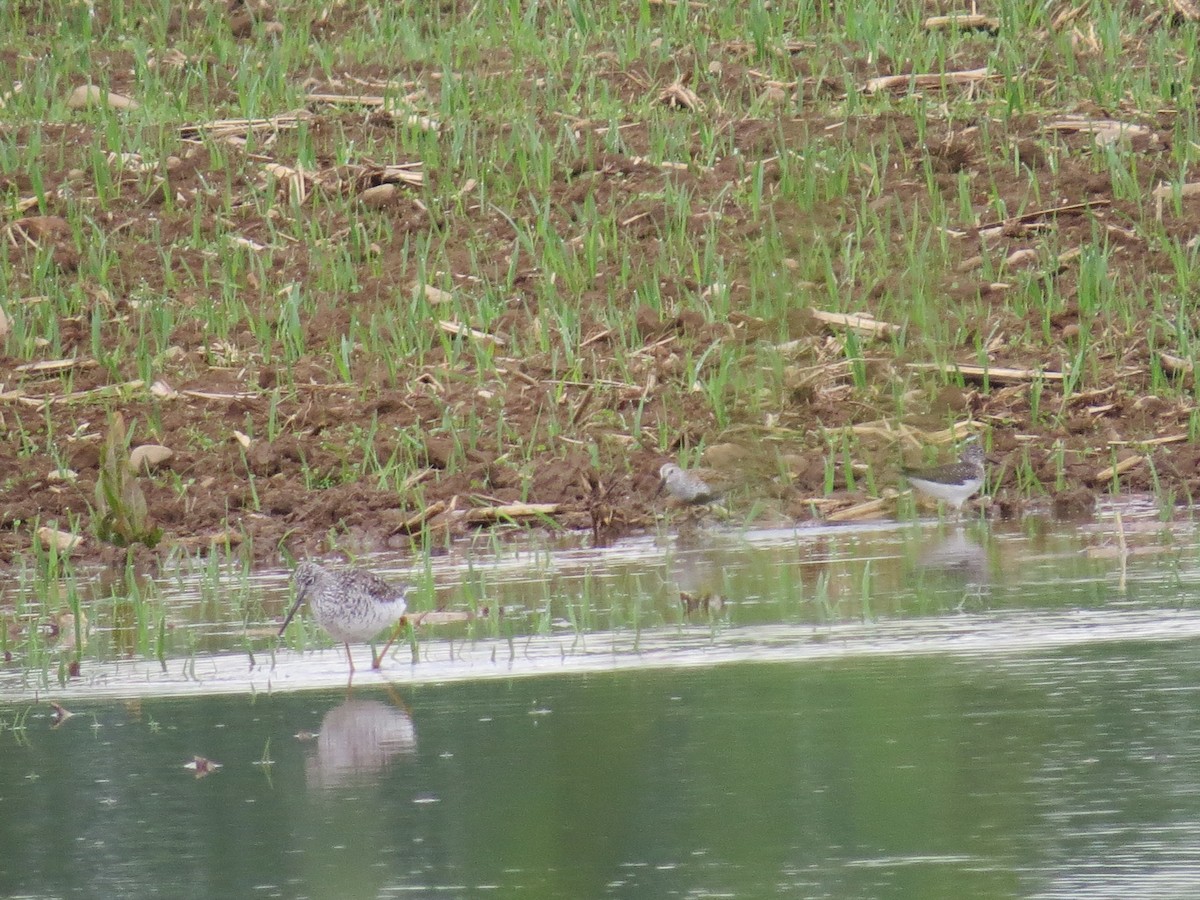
[4,13,1200,568]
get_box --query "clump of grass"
[93,414,162,549]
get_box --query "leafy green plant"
[93,414,162,548]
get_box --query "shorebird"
[902,440,986,514]
[657,463,722,505]
[278,561,411,673]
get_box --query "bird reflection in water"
[669,535,729,617]
[915,528,990,591]
[305,688,417,791]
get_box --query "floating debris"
[184,756,223,778]
[48,702,74,728]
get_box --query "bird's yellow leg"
[372,612,430,669]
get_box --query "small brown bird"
[902,440,986,513]
[657,464,722,505]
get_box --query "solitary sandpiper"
[901,440,986,514]
[278,561,411,674]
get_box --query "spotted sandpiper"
[902,440,986,514]
[279,561,411,674]
[657,463,722,505]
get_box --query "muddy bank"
[4,16,1200,567]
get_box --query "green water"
[4,646,1200,898]
[4,518,1200,897]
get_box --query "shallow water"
[4,513,1200,897]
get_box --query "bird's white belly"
[909,476,982,502]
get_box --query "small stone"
[66,84,139,111]
[414,284,453,305]
[37,527,81,552]
[359,183,397,207]
[129,444,173,471]
[761,84,787,105]
[700,443,750,470]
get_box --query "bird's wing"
[348,568,407,603]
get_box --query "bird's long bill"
[278,590,307,637]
